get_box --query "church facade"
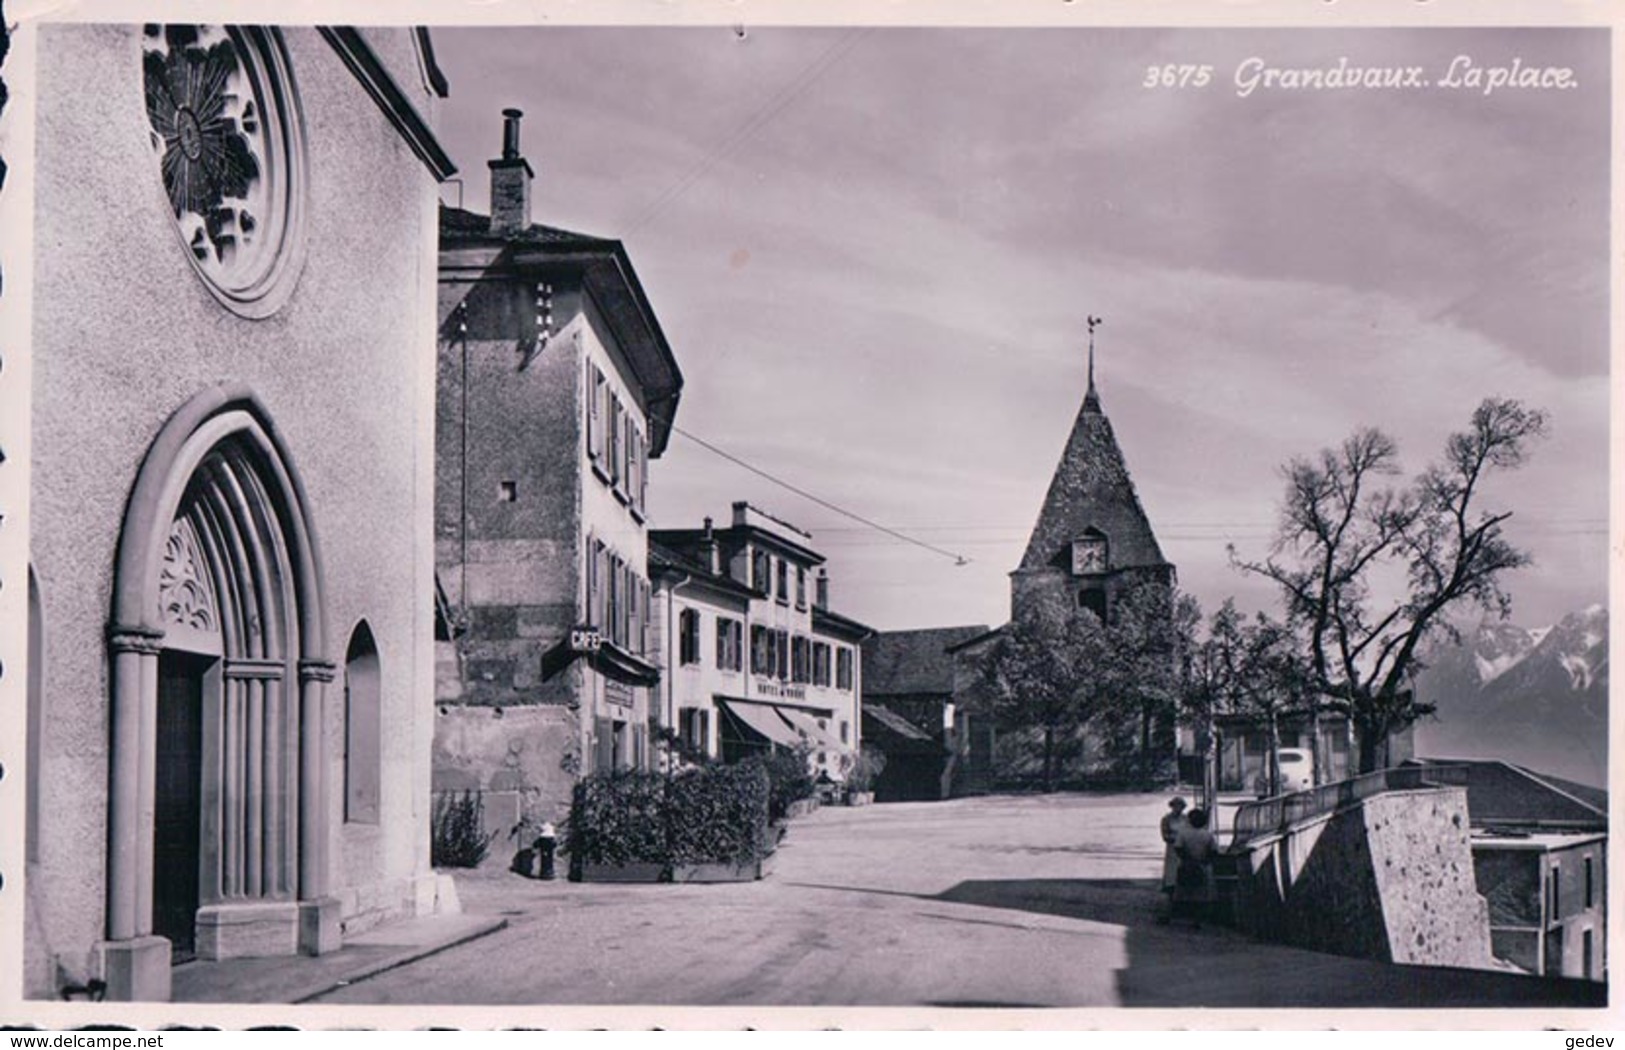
[19,23,455,1000]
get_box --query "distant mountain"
[1412,605,1608,789]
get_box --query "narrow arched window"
[344,621,381,825]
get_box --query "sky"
[433,25,1610,635]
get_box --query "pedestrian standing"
[1159,797,1189,897]
[1172,807,1219,926]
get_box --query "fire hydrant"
[536,822,557,881]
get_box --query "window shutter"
[595,718,614,773]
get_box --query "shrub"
[666,762,770,866]
[563,770,668,867]
[563,764,772,875]
[744,743,818,823]
[846,745,887,793]
[431,790,496,868]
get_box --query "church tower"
[1010,327,1175,625]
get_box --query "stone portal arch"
[103,385,338,1001]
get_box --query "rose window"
[142,25,307,318]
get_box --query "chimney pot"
[501,108,524,159]
[488,108,535,235]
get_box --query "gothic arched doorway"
[103,386,337,1000]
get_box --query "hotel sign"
[754,679,807,702]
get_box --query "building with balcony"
[432,110,683,850]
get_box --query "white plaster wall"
[27,24,441,992]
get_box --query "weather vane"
[1086,315,1102,390]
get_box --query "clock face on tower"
[1072,536,1107,575]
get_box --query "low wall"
[1231,786,1493,968]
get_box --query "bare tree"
[1234,398,1547,774]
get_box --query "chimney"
[731,501,750,528]
[815,568,829,610]
[701,517,720,575]
[488,108,535,235]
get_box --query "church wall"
[27,23,442,994]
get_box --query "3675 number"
[1143,64,1214,88]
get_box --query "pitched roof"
[862,703,944,753]
[1018,385,1169,573]
[1409,758,1608,829]
[440,204,617,250]
[647,539,756,601]
[863,625,990,696]
[439,204,683,456]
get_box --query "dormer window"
[1071,530,1108,576]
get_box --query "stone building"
[950,350,1177,787]
[19,23,456,1000]
[860,625,988,800]
[650,503,871,782]
[433,111,683,852]
[1407,759,1607,981]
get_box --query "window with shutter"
[679,608,698,665]
[586,361,602,463]
[751,624,768,675]
[595,718,614,773]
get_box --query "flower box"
[574,861,668,884]
[669,860,760,884]
[844,791,875,807]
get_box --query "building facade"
[433,111,683,851]
[1407,759,1607,981]
[20,23,455,1000]
[860,625,988,800]
[650,503,870,782]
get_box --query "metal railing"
[1230,764,1469,847]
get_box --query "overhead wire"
[652,416,972,566]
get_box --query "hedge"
[564,763,772,873]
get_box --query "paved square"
[309,793,1604,1009]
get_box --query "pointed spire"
[1084,316,1102,412]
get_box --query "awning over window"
[778,707,844,753]
[717,699,803,750]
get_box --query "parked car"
[1255,747,1314,797]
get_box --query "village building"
[432,111,683,850]
[948,349,1177,787]
[650,503,872,782]
[1196,714,1413,796]
[859,625,988,800]
[1407,758,1607,981]
[20,24,456,1000]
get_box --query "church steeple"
[1016,323,1169,576]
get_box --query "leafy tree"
[1094,583,1201,781]
[978,581,1196,789]
[1189,601,1313,795]
[1234,397,1547,773]
[976,591,1111,791]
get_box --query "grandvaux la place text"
[1144,56,1579,97]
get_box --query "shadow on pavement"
[789,877,1609,1009]
[935,877,1164,929]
